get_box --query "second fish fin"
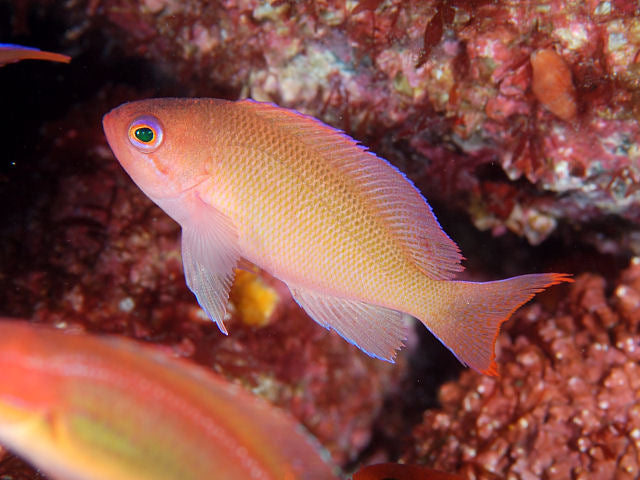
[181,202,240,334]
[289,285,408,362]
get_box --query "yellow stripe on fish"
[103,98,570,376]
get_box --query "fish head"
[103,98,221,201]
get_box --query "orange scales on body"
[103,98,570,376]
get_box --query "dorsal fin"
[237,99,463,280]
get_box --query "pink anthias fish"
[103,98,570,376]
[0,319,339,480]
[0,43,70,66]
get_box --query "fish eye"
[128,115,163,152]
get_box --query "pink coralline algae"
[53,0,640,250]
[405,261,640,479]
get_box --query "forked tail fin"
[427,273,571,376]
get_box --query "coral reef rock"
[69,0,640,251]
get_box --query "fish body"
[0,43,70,66]
[0,319,338,480]
[103,98,569,375]
[353,463,464,480]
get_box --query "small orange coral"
[229,270,280,328]
[530,49,577,121]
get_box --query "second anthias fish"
[103,98,569,376]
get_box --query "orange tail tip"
[428,273,572,376]
[0,44,71,66]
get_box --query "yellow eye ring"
[133,125,155,143]
[128,115,163,152]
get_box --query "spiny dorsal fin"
[236,99,463,280]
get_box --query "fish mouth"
[102,101,140,145]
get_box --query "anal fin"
[289,285,408,362]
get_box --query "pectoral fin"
[181,203,240,334]
[289,285,408,362]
